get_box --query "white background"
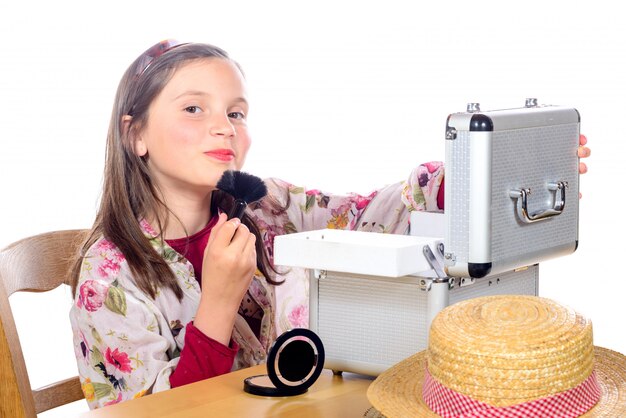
[1,1,624,416]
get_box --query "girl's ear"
[122,115,148,157]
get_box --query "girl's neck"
[152,187,214,240]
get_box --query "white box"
[274,229,441,278]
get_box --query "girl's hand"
[194,212,257,344]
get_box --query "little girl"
[69,40,590,409]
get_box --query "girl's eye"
[228,111,245,120]
[184,106,201,114]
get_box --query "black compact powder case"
[243,328,325,397]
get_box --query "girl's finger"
[229,222,252,253]
[210,215,241,249]
[244,234,257,272]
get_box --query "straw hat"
[367,295,626,417]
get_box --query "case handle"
[509,181,568,224]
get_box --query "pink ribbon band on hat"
[423,368,602,418]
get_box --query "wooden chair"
[0,230,89,418]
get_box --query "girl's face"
[133,58,251,195]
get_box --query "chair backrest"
[0,229,89,418]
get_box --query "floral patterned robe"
[70,163,444,409]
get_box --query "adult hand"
[578,134,590,174]
[578,134,590,199]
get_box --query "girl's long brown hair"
[70,42,285,300]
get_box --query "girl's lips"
[204,149,235,162]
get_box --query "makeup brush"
[216,170,268,220]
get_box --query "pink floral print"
[353,191,377,210]
[77,280,109,312]
[104,393,123,406]
[401,162,444,212]
[97,257,122,278]
[288,304,309,328]
[96,239,116,251]
[105,347,132,373]
[70,163,442,410]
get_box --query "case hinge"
[458,277,476,287]
[419,277,456,292]
[445,127,457,140]
[313,269,327,280]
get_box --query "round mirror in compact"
[243,328,325,397]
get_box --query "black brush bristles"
[216,170,268,220]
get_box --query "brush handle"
[228,199,247,220]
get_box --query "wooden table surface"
[77,365,376,418]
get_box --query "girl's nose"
[209,114,235,138]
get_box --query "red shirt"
[166,215,219,286]
[166,216,238,388]
[169,322,238,388]
[438,178,445,210]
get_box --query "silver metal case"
[273,100,578,377]
[308,265,538,376]
[444,103,580,278]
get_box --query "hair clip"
[135,39,187,77]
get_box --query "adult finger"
[578,146,591,158]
